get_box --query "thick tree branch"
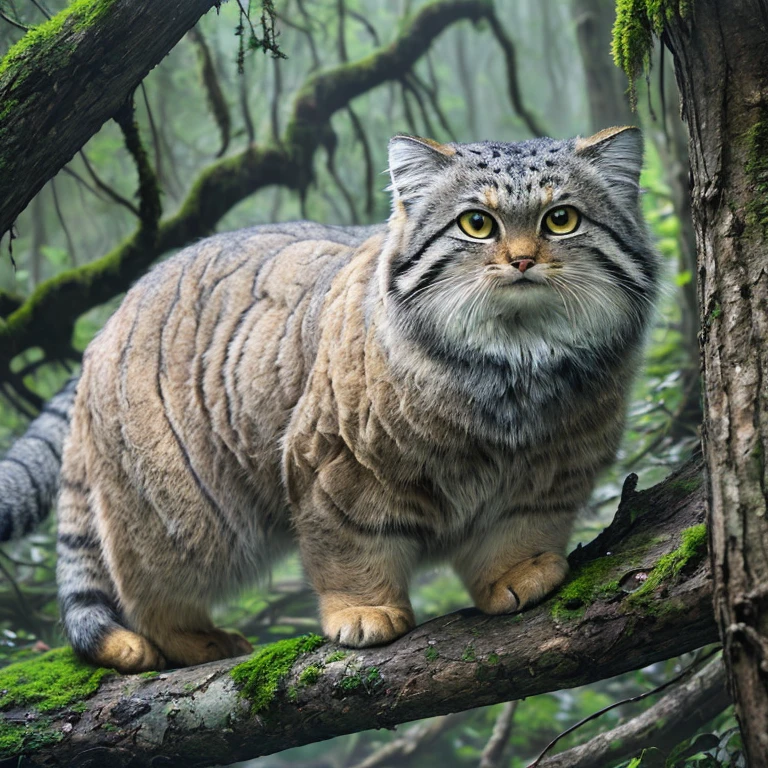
[0,0,222,238]
[0,0,534,377]
[0,459,718,767]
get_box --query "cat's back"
[76,222,384,534]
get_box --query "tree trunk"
[571,0,634,131]
[661,1,768,763]
[0,460,717,767]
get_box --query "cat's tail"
[0,377,78,542]
[55,394,129,664]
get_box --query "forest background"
[0,0,740,766]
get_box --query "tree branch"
[0,0,512,375]
[532,657,729,768]
[0,459,718,767]
[0,0,222,239]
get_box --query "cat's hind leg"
[453,511,574,614]
[126,602,253,668]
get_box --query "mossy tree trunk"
[0,460,718,767]
[659,1,768,763]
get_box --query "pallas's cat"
[55,127,659,672]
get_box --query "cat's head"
[380,127,660,357]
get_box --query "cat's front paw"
[323,605,415,647]
[475,552,569,614]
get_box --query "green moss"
[745,112,768,231]
[612,0,692,103]
[298,664,322,686]
[324,650,349,663]
[627,524,708,606]
[339,674,362,691]
[0,648,111,759]
[0,648,110,713]
[461,645,477,662]
[365,667,381,687]
[230,634,325,715]
[551,555,622,620]
[424,646,439,662]
[139,670,159,679]
[487,653,500,665]
[0,0,118,82]
[667,475,703,494]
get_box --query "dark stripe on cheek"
[587,247,647,306]
[584,214,658,284]
[391,219,456,283]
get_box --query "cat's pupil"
[551,209,568,226]
[469,213,485,230]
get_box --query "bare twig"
[347,713,466,768]
[486,13,547,137]
[78,151,140,217]
[529,649,722,767]
[0,9,28,31]
[188,27,231,157]
[27,0,51,20]
[49,179,77,267]
[346,105,375,216]
[532,656,729,768]
[479,701,518,768]
[337,0,347,62]
[348,8,379,45]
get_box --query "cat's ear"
[575,126,643,203]
[387,135,455,207]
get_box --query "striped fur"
[0,378,76,542]
[47,128,661,671]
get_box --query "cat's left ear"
[575,126,643,204]
[387,135,455,208]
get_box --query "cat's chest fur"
[283,239,626,548]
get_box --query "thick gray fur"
[0,378,77,541]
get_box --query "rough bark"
[0,0,222,240]
[0,459,717,767]
[660,2,768,763]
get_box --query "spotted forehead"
[450,138,572,204]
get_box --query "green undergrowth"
[0,0,117,82]
[231,634,325,715]
[612,0,692,102]
[0,648,112,758]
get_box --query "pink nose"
[511,258,535,272]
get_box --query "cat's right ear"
[387,135,455,208]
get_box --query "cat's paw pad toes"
[325,606,415,647]
[159,628,253,667]
[478,552,570,615]
[95,628,166,673]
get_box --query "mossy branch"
[0,0,223,239]
[0,0,538,377]
[0,459,718,767]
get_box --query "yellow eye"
[458,210,495,239]
[542,206,581,236]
